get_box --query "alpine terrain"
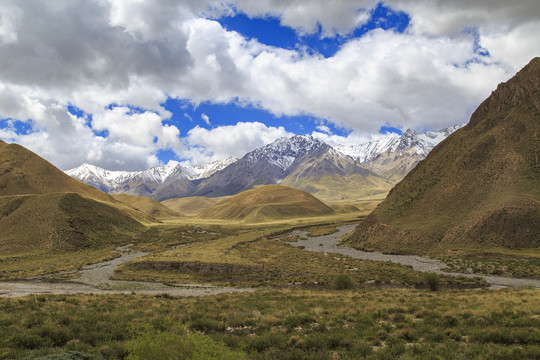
[0,140,144,252]
[66,128,459,202]
[346,57,540,255]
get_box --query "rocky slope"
[346,57,540,255]
[336,125,462,182]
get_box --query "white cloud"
[201,113,211,126]
[0,0,538,170]
[183,121,293,164]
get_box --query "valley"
[0,57,538,359]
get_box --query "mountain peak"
[245,135,328,171]
[470,57,540,129]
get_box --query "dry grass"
[161,196,220,217]
[198,185,334,222]
[1,288,539,359]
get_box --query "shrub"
[422,272,440,291]
[126,330,245,360]
[334,274,354,290]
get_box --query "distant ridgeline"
[66,126,461,202]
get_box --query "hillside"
[0,141,111,202]
[0,140,147,252]
[112,194,184,219]
[347,57,540,255]
[198,185,334,222]
[161,196,220,216]
[0,193,143,252]
[281,145,392,201]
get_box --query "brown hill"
[112,193,184,219]
[0,140,111,202]
[0,193,143,252]
[198,185,334,222]
[0,140,146,252]
[347,57,540,255]
[161,196,220,216]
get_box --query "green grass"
[441,255,540,279]
[112,222,484,289]
[0,288,539,359]
[0,247,119,280]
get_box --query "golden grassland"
[160,196,220,217]
[198,185,334,222]
[0,288,539,359]
[111,194,184,220]
[112,215,483,289]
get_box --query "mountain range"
[66,126,460,201]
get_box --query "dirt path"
[286,225,540,289]
[0,244,252,298]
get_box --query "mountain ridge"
[346,57,540,255]
[65,127,461,201]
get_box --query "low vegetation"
[113,222,484,289]
[198,185,334,222]
[1,288,539,359]
[441,255,540,279]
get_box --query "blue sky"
[0,0,537,170]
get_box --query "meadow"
[0,288,539,359]
[0,208,537,359]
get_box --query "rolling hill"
[198,185,334,222]
[0,140,146,252]
[112,194,184,220]
[0,140,111,202]
[161,196,220,217]
[346,57,540,255]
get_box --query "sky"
[0,0,539,171]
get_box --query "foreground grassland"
[0,288,539,359]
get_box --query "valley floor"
[1,217,539,359]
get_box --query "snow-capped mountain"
[189,135,329,197]
[65,157,239,199]
[244,135,325,170]
[189,135,390,200]
[66,125,461,201]
[188,157,239,179]
[335,125,463,164]
[335,125,463,182]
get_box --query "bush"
[126,330,245,360]
[422,272,440,291]
[334,274,354,290]
[31,351,103,360]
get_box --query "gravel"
[285,225,540,289]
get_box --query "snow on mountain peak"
[245,135,327,170]
[335,125,463,163]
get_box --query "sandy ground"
[286,225,540,289]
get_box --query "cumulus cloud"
[183,122,293,164]
[201,113,211,126]
[0,0,538,170]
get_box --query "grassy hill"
[0,140,111,202]
[161,196,220,216]
[347,57,540,255]
[0,140,149,253]
[198,185,334,222]
[112,193,184,220]
[0,193,143,252]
